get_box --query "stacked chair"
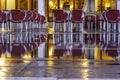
[84,14,100,45]
[99,10,120,59]
[52,9,85,59]
[52,9,69,59]
[52,9,120,60]
[69,10,85,58]
[0,9,46,57]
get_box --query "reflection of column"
[28,0,31,10]
[1,0,6,9]
[82,0,95,12]
[6,0,15,9]
[38,0,45,16]
[100,0,103,12]
[90,0,95,12]
[82,0,90,12]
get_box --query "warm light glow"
[0,72,6,77]
[1,0,5,9]
[6,54,11,58]
[22,52,32,59]
[0,60,5,65]
[82,61,89,67]
[94,46,115,60]
[1,28,6,33]
[23,55,28,58]
[22,53,32,63]
[81,69,89,79]
[47,61,53,66]
[70,5,73,10]
[1,54,6,58]
[49,46,53,57]
[0,59,7,77]
[60,4,63,9]
[95,0,98,11]
[6,0,15,10]
[48,28,53,34]
[105,3,110,8]
[49,1,53,7]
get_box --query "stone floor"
[0,58,120,80]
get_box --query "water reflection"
[0,59,5,65]
[22,52,32,59]
[81,69,89,79]
[81,60,89,67]
[47,61,54,66]
[0,58,8,77]
[0,71,6,77]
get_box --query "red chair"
[69,10,85,44]
[10,9,26,44]
[30,11,38,42]
[52,9,69,45]
[22,10,32,43]
[9,10,27,56]
[103,10,120,58]
[105,10,119,44]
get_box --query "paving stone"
[0,77,57,80]
[1,59,120,79]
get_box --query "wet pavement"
[0,58,120,79]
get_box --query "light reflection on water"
[0,55,31,77]
[0,58,8,77]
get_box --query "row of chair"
[52,9,120,59]
[52,9,101,45]
[0,10,46,57]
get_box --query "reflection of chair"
[11,44,26,57]
[104,44,118,58]
[53,44,67,59]
[71,43,84,58]
[10,10,26,56]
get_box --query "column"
[38,0,45,16]
[117,0,120,10]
